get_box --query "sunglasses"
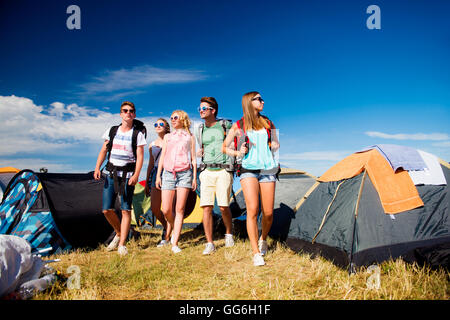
[154,122,165,128]
[198,106,214,112]
[252,97,264,103]
[170,115,180,121]
[121,108,135,114]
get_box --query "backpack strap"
[234,118,248,151]
[131,128,139,160]
[260,115,274,150]
[106,125,120,161]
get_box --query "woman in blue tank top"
[222,91,280,266]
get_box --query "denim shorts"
[161,169,193,190]
[148,168,159,188]
[102,175,135,211]
[239,171,276,183]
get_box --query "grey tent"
[286,149,450,271]
[229,168,317,240]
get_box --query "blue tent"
[0,170,71,256]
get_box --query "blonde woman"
[155,110,197,253]
[144,118,173,247]
[222,92,279,266]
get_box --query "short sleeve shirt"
[202,121,232,168]
[102,127,147,177]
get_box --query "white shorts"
[199,169,233,207]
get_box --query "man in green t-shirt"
[195,97,234,255]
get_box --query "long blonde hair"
[171,110,191,134]
[241,91,269,131]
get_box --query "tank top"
[242,129,277,170]
[150,141,162,170]
[163,130,192,173]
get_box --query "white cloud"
[365,131,449,141]
[0,95,163,158]
[432,141,450,148]
[0,158,74,173]
[78,65,208,98]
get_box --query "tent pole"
[348,170,367,275]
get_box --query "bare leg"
[171,187,190,246]
[259,182,275,241]
[161,189,176,240]
[202,206,214,243]
[241,177,261,254]
[219,206,233,235]
[103,209,121,236]
[119,210,131,246]
[151,187,167,230]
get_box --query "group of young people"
[93,91,280,266]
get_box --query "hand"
[93,169,101,180]
[155,177,161,190]
[192,178,197,191]
[196,148,204,158]
[128,174,138,186]
[238,144,248,157]
[271,141,280,152]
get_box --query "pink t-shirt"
[163,130,192,173]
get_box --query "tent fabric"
[36,172,116,248]
[1,170,122,255]
[0,167,20,174]
[0,170,72,255]
[360,144,427,172]
[0,167,20,201]
[229,169,317,240]
[287,162,450,269]
[318,149,423,214]
[408,150,447,186]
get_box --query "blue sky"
[0,0,449,179]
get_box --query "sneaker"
[157,239,169,248]
[118,245,128,256]
[258,239,268,256]
[171,245,182,254]
[253,253,265,266]
[202,242,216,255]
[106,235,120,252]
[224,234,234,247]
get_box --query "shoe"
[118,245,128,256]
[253,253,265,266]
[202,243,216,255]
[171,245,182,254]
[258,239,268,256]
[224,234,234,247]
[106,235,120,251]
[157,240,169,248]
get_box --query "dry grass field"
[35,228,449,301]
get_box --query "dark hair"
[200,97,218,117]
[120,101,135,112]
[156,118,171,134]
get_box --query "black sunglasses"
[252,97,264,103]
[121,108,135,114]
